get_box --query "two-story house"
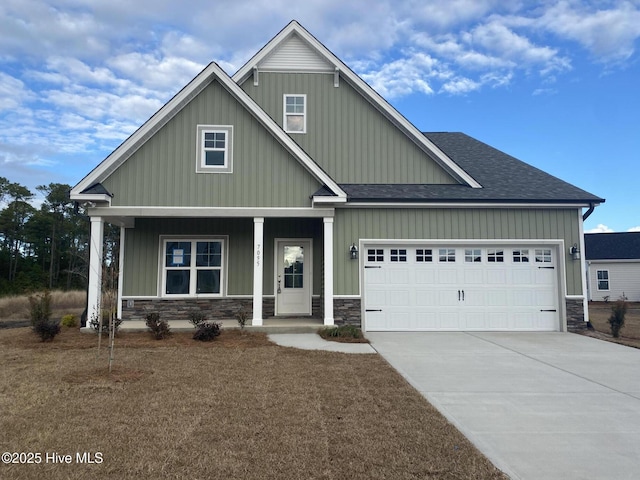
[71,21,604,332]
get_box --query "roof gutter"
[583,203,596,221]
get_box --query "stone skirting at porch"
[566,298,587,332]
[333,298,362,326]
[121,296,325,321]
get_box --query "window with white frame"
[597,270,609,290]
[283,95,306,133]
[196,125,233,173]
[367,249,384,262]
[390,249,407,262]
[513,249,530,263]
[163,238,225,296]
[535,248,552,263]
[416,249,432,262]
[487,249,504,263]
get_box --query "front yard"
[584,301,640,348]
[0,327,506,480]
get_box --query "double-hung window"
[597,270,609,291]
[196,125,233,173]
[283,94,306,133]
[162,238,225,296]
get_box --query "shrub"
[193,321,221,342]
[61,314,78,328]
[608,296,628,338]
[236,307,249,329]
[29,290,61,342]
[33,320,61,342]
[318,324,363,339]
[145,312,171,340]
[189,310,207,327]
[29,290,52,326]
[89,311,123,335]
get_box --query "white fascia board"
[360,238,564,246]
[341,202,593,209]
[586,259,640,264]
[71,60,346,201]
[312,195,348,205]
[69,193,112,205]
[87,206,335,218]
[233,21,482,189]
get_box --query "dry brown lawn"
[583,301,640,349]
[0,290,86,324]
[0,327,506,480]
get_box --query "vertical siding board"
[333,208,582,296]
[103,80,321,208]
[241,72,457,185]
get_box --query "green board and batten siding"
[102,79,321,208]
[333,208,583,296]
[122,218,324,297]
[241,72,458,185]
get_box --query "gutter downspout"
[583,203,595,221]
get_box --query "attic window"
[196,125,233,173]
[284,95,306,133]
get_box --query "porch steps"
[109,318,326,334]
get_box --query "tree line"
[0,176,118,295]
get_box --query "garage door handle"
[540,309,557,312]
[538,266,555,269]
[458,290,461,301]
[366,309,382,312]
[365,266,381,269]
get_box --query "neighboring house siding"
[241,72,458,185]
[122,218,324,297]
[587,261,640,302]
[102,80,321,207]
[333,208,583,296]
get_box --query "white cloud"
[628,226,640,232]
[359,53,439,98]
[536,1,640,62]
[0,72,34,111]
[586,224,615,233]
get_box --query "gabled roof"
[71,61,347,201]
[315,132,605,204]
[233,21,482,189]
[585,232,640,260]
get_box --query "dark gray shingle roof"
[585,232,640,260]
[315,132,605,204]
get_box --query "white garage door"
[363,245,560,331]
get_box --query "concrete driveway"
[367,332,640,480]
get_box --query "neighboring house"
[71,21,604,332]
[585,232,640,302]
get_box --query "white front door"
[275,240,312,315]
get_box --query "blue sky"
[0,0,638,232]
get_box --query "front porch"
[119,317,324,334]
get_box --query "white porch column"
[323,217,335,325]
[116,226,125,320]
[252,217,264,326]
[86,216,104,329]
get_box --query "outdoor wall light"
[569,243,581,260]
[349,243,359,260]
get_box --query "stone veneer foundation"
[565,298,587,332]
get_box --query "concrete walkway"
[366,332,640,480]
[268,333,376,354]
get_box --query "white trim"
[577,210,589,323]
[69,193,112,204]
[323,217,334,325]
[333,295,361,299]
[232,21,482,188]
[342,202,597,209]
[87,217,104,325]
[71,61,347,201]
[88,206,335,218]
[283,94,307,134]
[587,258,640,264]
[196,125,233,173]
[158,236,228,298]
[117,226,125,320]
[312,196,347,205]
[253,218,264,325]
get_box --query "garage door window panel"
[367,249,384,262]
[439,248,455,262]
[416,249,433,262]
[465,249,482,263]
[487,249,504,263]
[513,249,530,263]
[390,249,407,262]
